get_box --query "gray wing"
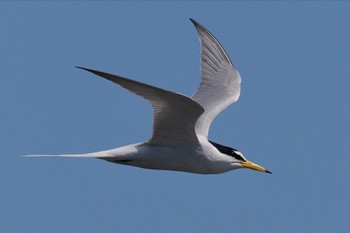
[77,67,204,146]
[190,19,241,139]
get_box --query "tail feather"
[21,152,110,158]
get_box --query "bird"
[27,18,271,174]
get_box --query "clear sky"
[1,2,349,233]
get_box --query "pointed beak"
[240,160,272,174]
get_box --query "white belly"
[100,141,235,174]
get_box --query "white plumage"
[26,19,270,174]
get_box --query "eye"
[209,140,246,161]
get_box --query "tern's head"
[209,141,271,174]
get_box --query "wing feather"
[190,19,241,138]
[77,67,204,145]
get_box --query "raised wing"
[190,19,241,138]
[77,67,204,146]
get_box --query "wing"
[77,67,204,146]
[190,19,241,138]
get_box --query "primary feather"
[190,18,241,138]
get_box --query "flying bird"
[28,19,271,174]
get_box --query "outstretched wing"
[190,19,241,138]
[77,67,204,146]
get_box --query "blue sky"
[1,2,349,233]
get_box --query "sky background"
[1,2,349,233]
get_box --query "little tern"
[28,19,271,174]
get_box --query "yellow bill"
[240,160,272,174]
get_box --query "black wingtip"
[75,66,100,75]
[189,18,197,24]
[266,170,272,174]
[75,66,111,81]
[189,18,202,28]
[75,66,89,71]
